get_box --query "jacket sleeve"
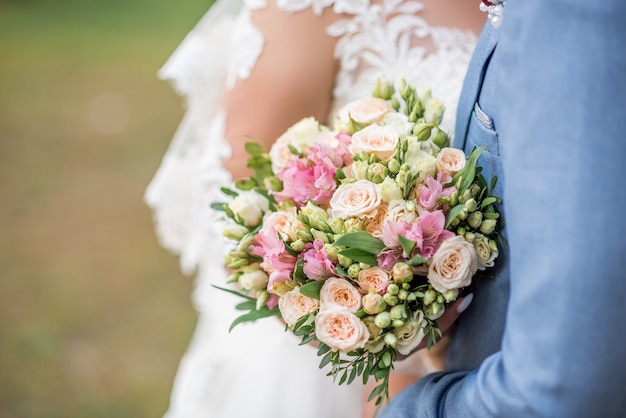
[381,1,626,416]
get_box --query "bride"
[145,1,485,417]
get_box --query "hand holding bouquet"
[213,79,502,410]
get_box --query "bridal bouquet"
[213,79,502,409]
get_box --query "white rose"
[423,97,446,124]
[428,235,478,292]
[436,147,466,176]
[386,199,419,223]
[334,97,392,130]
[261,207,306,241]
[269,117,334,173]
[395,310,428,355]
[405,145,437,184]
[379,177,403,202]
[380,111,412,135]
[239,270,269,291]
[346,160,369,180]
[319,277,362,313]
[279,287,320,328]
[349,124,399,160]
[330,180,382,219]
[228,191,269,227]
[315,308,370,352]
[473,233,498,270]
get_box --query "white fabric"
[145,1,477,417]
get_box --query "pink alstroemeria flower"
[416,210,455,259]
[251,229,297,292]
[418,174,456,211]
[382,220,423,253]
[302,239,337,280]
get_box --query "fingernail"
[456,293,474,314]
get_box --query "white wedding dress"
[145,1,477,417]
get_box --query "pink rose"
[319,278,362,313]
[278,287,320,328]
[315,308,370,352]
[428,236,478,292]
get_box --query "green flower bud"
[387,283,400,296]
[467,211,483,229]
[402,283,411,290]
[383,293,399,306]
[236,233,256,251]
[424,98,445,124]
[423,289,437,305]
[374,311,392,328]
[458,189,471,204]
[443,288,459,303]
[310,228,330,243]
[464,198,478,213]
[489,239,499,252]
[337,253,352,268]
[392,319,405,328]
[387,158,401,174]
[329,218,346,235]
[384,332,398,347]
[362,293,387,315]
[366,163,388,184]
[347,263,361,279]
[436,294,444,304]
[432,128,450,148]
[226,272,241,284]
[322,244,339,261]
[290,239,306,252]
[426,302,445,320]
[457,226,467,236]
[391,95,401,111]
[413,122,432,141]
[464,231,476,243]
[263,175,283,192]
[406,292,417,302]
[389,304,407,321]
[479,219,498,235]
[398,289,409,301]
[222,224,249,241]
[372,78,394,100]
[255,290,270,311]
[296,229,314,242]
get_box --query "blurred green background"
[0,0,213,416]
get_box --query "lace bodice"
[146,0,477,286]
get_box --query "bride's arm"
[222,3,342,180]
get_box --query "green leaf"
[220,187,239,197]
[235,300,255,311]
[299,280,325,300]
[445,204,466,229]
[244,142,266,156]
[480,196,497,209]
[210,202,227,212]
[407,253,426,266]
[398,235,416,258]
[235,178,256,191]
[319,351,333,369]
[490,175,498,192]
[293,258,306,284]
[333,231,385,254]
[317,343,331,356]
[212,285,255,301]
[451,146,485,192]
[338,248,378,266]
[228,306,280,332]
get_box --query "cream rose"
[379,177,403,203]
[386,199,419,224]
[315,308,370,352]
[436,147,467,176]
[269,117,335,173]
[428,236,478,292]
[228,191,269,227]
[261,207,306,241]
[278,287,320,328]
[335,97,392,129]
[349,124,399,160]
[473,233,499,271]
[330,180,382,219]
[319,277,362,313]
[394,310,428,355]
[380,111,412,135]
[356,267,390,294]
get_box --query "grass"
[0,1,213,416]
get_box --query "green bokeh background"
[0,1,214,416]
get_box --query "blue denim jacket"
[380,1,626,416]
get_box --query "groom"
[381,1,626,417]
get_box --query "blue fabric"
[380,1,626,416]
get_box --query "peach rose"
[319,278,362,313]
[394,310,427,355]
[356,266,390,294]
[315,308,370,352]
[436,147,466,176]
[363,204,388,238]
[330,180,382,219]
[261,207,306,241]
[335,97,392,128]
[349,124,399,160]
[428,236,478,292]
[278,287,320,328]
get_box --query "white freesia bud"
[239,270,269,291]
[222,224,249,241]
[423,98,445,124]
